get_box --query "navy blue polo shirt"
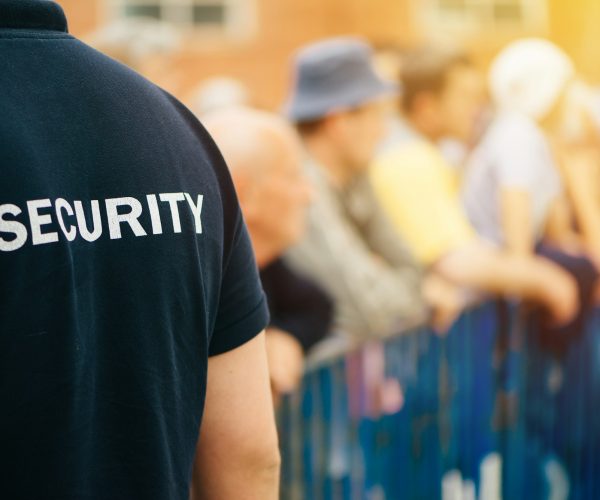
[0,1,268,498]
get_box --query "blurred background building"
[57,0,600,109]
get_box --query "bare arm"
[497,189,579,323]
[433,185,577,324]
[190,332,280,500]
[500,187,535,256]
[544,196,582,251]
[265,327,304,405]
[435,241,578,325]
[436,184,578,325]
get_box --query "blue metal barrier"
[278,302,600,500]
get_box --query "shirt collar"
[0,0,68,33]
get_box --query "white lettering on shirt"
[0,193,205,252]
[0,204,28,252]
[27,199,59,245]
[55,198,77,241]
[159,192,186,233]
[184,193,203,234]
[146,194,163,235]
[106,197,147,240]
[74,200,102,242]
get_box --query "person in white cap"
[462,38,598,354]
[463,38,577,249]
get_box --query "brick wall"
[55,0,600,110]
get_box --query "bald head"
[203,107,300,180]
[202,107,311,267]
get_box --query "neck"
[245,225,278,269]
[252,241,278,269]
[302,134,354,188]
[406,113,440,142]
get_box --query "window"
[111,0,256,38]
[424,0,547,32]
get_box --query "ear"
[231,168,254,207]
[235,166,268,228]
[320,113,347,142]
[412,92,437,115]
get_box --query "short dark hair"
[400,46,472,112]
[295,119,325,137]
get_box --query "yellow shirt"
[370,140,476,266]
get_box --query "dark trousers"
[534,244,599,356]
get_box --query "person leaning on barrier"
[203,107,333,400]
[281,37,458,339]
[462,39,599,353]
[0,2,279,499]
[369,45,579,326]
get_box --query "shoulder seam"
[0,32,73,40]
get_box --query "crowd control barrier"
[278,302,600,500]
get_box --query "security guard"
[0,1,279,498]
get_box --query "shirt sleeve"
[160,92,269,356]
[494,117,551,191]
[209,213,269,356]
[370,144,476,266]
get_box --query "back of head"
[203,106,295,178]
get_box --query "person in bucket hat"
[283,37,463,339]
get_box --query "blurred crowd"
[90,22,600,401]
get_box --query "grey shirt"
[462,112,562,246]
[285,156,427,339]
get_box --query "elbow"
[264,448,282,478]
[251,442,282,477]
[239,443,281,495]
[235,434,281,480]
[192,439,281,500]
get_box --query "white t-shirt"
[462,112,562,245]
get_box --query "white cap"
[489,38,575,120]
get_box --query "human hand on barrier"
[265,328,305,404]
[430,298,465,335]
[422,273,468,335]
[539,263,579,326]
